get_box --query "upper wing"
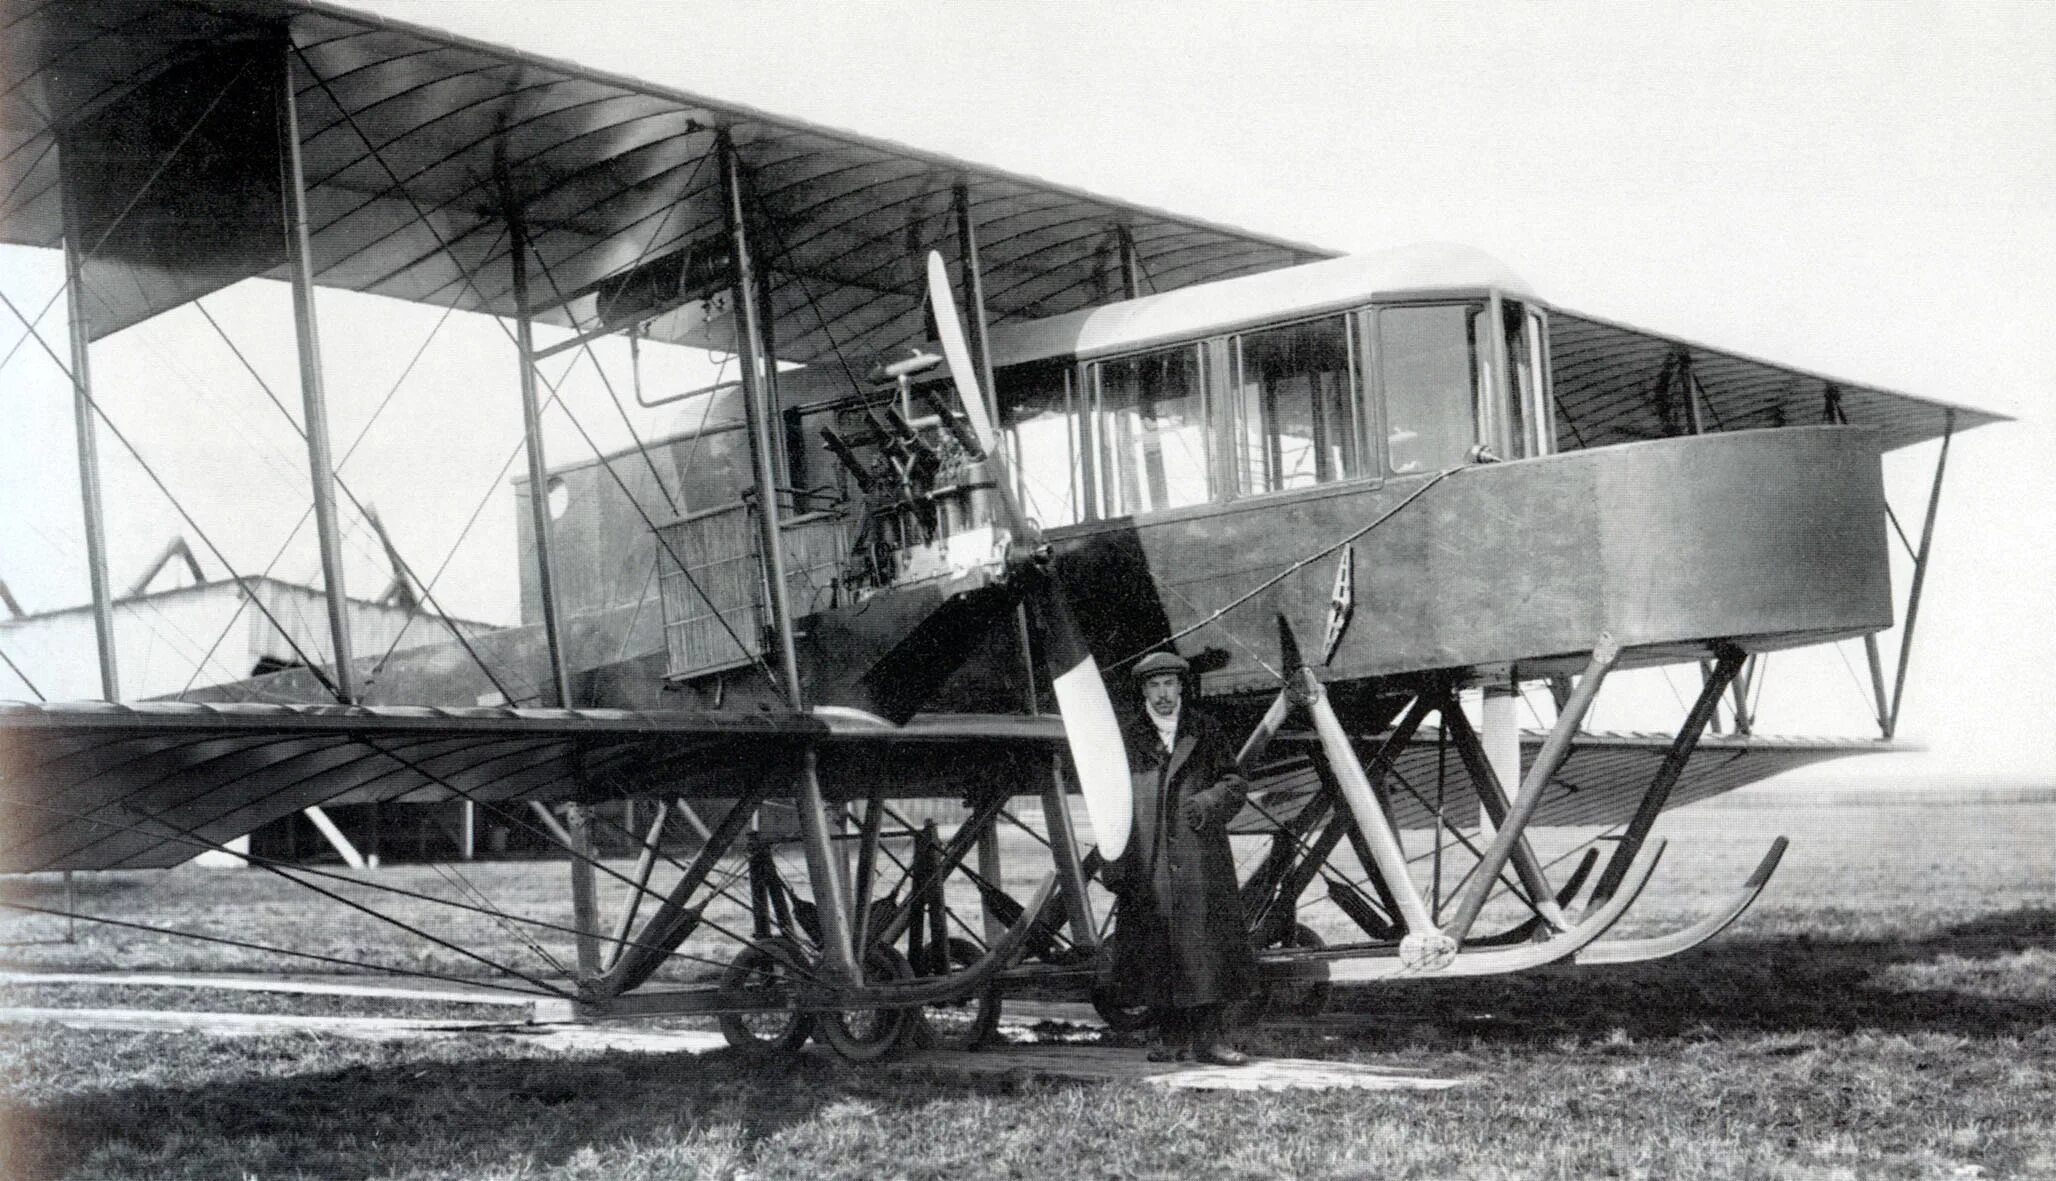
[0,699,1066,873]
[1545,309,2004,455]
[0,0,1327,354]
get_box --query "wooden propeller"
[924,251,1133,860]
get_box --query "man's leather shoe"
[1194,1043,1249,1066]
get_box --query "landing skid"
[290,637,1787,1062]
[1463,849,1600,949]
[1316,839,1664,983]
[1574,837,1788,966]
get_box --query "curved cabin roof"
[985,242,1533,368]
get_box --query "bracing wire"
[176,287,525,707]
[0,644,46,700]
[336,740,816,982]
[530,363,784,695]
[0,790,772,984]
[292,50,777,698]
[0,900,562,997]
[0,55,260,381]
[534,264,682,521]
[0,286,346,700]
[172,263,487,701]
[1113,464,1465,673]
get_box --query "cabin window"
[1520,304,1554,456]
[1094,344,1209,516]
[996,361,1084,529]
[1377,303,1484,475]
[1232,315,1358,494]
[1497,300,1529,461]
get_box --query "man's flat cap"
[1132,651,1190,678]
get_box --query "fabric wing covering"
[0,701,1075,873]
[1547,311,1998,455]
[0,699,1885,873]
[1,0,1325,362]
[0,0,1993,874]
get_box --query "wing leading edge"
[0,698,1897,874]
[0,0,1328,359]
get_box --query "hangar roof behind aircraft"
[0,0,1326,360]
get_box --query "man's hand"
[1181,792,1215,831]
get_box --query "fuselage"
[235,245,1898,726]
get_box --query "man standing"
[1101,650,1257,1065]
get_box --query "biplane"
[0,0,2006,1060]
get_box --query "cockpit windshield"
[1377,297,1549,474]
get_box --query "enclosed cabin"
[942,243,1993,696]
[520,243,1994,708]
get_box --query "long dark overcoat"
[1102,706,1256,1009]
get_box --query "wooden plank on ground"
[898,1044,1467,1092]
[0,970,543,1009]
[0,1007,724,1054]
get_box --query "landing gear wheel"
[718,937,813,1052]
[1089,980,1154,1033]
[1251,922,1331,1022]
[912,936,1001,1050]
[819,946,919,1063]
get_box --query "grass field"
[4,793,2055,1179]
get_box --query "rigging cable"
[290,57,776,696]
[1111,463,1466,672]
[528,363,785,696]
[0,56,257,382]
[172,268,485,700]
[0,790,775,985]
[337,735,819,981]
[0,900,562,997]
[533,239,683,520]
[0,644,45,701]
[165,289,521,706]
[0,288,344,700]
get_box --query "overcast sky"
[2,2,2050,783]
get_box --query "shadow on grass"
[1320,906,2056,1048]
[12,911,2056,1178]
[6,1041,1078,1181]
[0,874,156,905]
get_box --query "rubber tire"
[912,936,1002,1051]
[718,938,814,1052]
[819,946,919,1063]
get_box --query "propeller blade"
[924,250,1132,859]
[1036,572,1133,861]
[924,251,1000,454]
